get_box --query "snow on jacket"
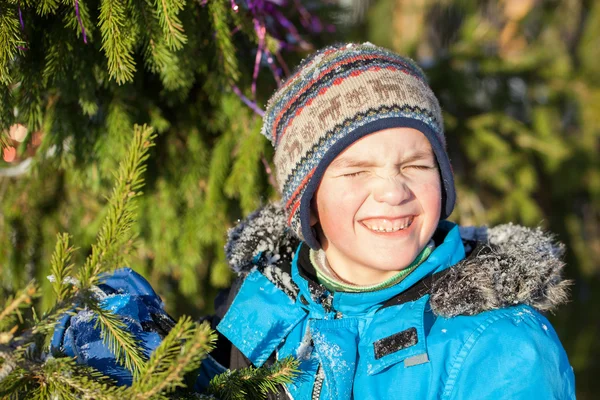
[215,203,575,399]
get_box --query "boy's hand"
[50,268,176,386]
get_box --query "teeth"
[362,217,414,233]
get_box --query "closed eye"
[404,165,435,171]
[343,171,367,177]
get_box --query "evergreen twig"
[207,356,300,400]
[133,318,217,398]
[48,233,76,303]
[208,0,240,82]
[99,0,137,84]
[36,0,61,16]
[0,130,10,150]
[88,302,147,378]
[152,0,187,50]
[42,357,125,400]
[0,283,38,334]
[0,5,24,85]
[79,124,156,289]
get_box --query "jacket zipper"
[312,365,324,400]
[310,296,342,399]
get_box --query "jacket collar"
[225,202,571,317]
[289,221,465,316]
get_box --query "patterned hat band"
[261,43,455,249]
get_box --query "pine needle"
[133,318,217,398]
[87,303,147,377]
[49,233,77,303]
[153,0,187,50]
[98,0,137,84]
[0,130,10,150]
[0,283,39,333]
[0,366,33,398]
[207,356,300,400]
[208,0,240,83]
[0,5,24,85]
[36,0,60,16]
[43,357,126,400]
[79,124,156,289]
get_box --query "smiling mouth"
[360,216,415,233]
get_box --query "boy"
[54,43,575,399]
[212,42,575,399]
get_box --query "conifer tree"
[0,123,299,399]
[0,0,338,316]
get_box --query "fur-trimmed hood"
[224,203,571,318]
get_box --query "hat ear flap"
[310,198,319,226]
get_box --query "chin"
[357,250,420,271]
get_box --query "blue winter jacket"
[216,205,575,399]
[52,204,576,399]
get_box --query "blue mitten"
[50,268,175,386]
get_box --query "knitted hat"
[261,42,455,249]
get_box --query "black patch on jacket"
[373,327,418,359]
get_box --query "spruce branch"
[0,366,32,398]
[0,347,18,381]
[42,357,126,400]
[48,233,77,303]
[0,283,39,334]
[0,5,24,85]
[99,0,137,84]
[139,3,187,91]
[88,302,147,377]
[197,126,235,246]
[31,294,78,342]
[0,130,10,150]
[206,356,300,400]
[151,0,187,50]
[208,0,240,82]
[79,124,156,289]
[132,318,217,398]
[224,116,266,214]
[63,0,94,43]
[36,0,61,16]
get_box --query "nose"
[372,176,413,205]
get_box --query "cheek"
[316,181,366,237]
[415,178,442,224]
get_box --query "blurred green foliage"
[362,0,599,397]
[0,0,337,317]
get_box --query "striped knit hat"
[261,42,455,249]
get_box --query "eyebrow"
[329,150,435,169]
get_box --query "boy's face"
[312,127,442,285]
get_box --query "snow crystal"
[312,332,349,375]
[73,310,94,324]
[225,203,291,273]
[46,275,79,286]
[90,285,108,300]
[265,253,281,265]
[296,325,314,361]
[63,276,80,286]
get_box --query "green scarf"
[310,241,434,293]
